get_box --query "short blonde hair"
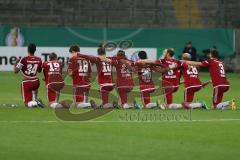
[182,53,191,60]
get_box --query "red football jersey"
[16,56,42,79]
[81,55,113,85]
[156,58,181,87]
[181,62,202,88]
[135,62,155,91]
[68,53,92,86]
[95,60,112,84]
[111,58,134,87]
[201,58,229,87]
[42,60,64,84]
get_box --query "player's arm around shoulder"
[98,55,112,64]
[120,59,135,72]
[153,66,168,73]
[130,61,139,73]
[79,53,98,63]
[136,59,156,65]
[180,60,204,67]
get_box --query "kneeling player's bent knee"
[117,87,133,104]
[21,79,40,104]
[213,86,230,106]
[47,88,58,103]
[74,86,90,103]
[100,85,114,92]
[184,86,201,102]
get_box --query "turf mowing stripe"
[0,119,240,123]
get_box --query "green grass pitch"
[0,71,240,160]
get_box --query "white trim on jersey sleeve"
[16,58,23,69]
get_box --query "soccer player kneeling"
[74,47,115,108]
[42,53,65,108]
[14,43,43,108]
[111,50,135,109]
[134,51,158,109]
[178,53,209,109]
[145,48,181,109]
[183,49,236,109]
[67,45,94,108]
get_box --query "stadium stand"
[172,0,203,28]
[198,0,240,28]
[0,0,239,28]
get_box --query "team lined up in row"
[14,43,235,109]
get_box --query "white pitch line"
[0,119,240,123]
[192,119,240,122]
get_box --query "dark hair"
[210,49,219,58]
[69,45,80,53]
[117,50,126,58]
[49,52,58,61]
[138,51,147,59]
[28,43,36,55]
[167,48,175,57]
[98,42,106,48]
[97,47,106,55]
[117,50,125,56]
